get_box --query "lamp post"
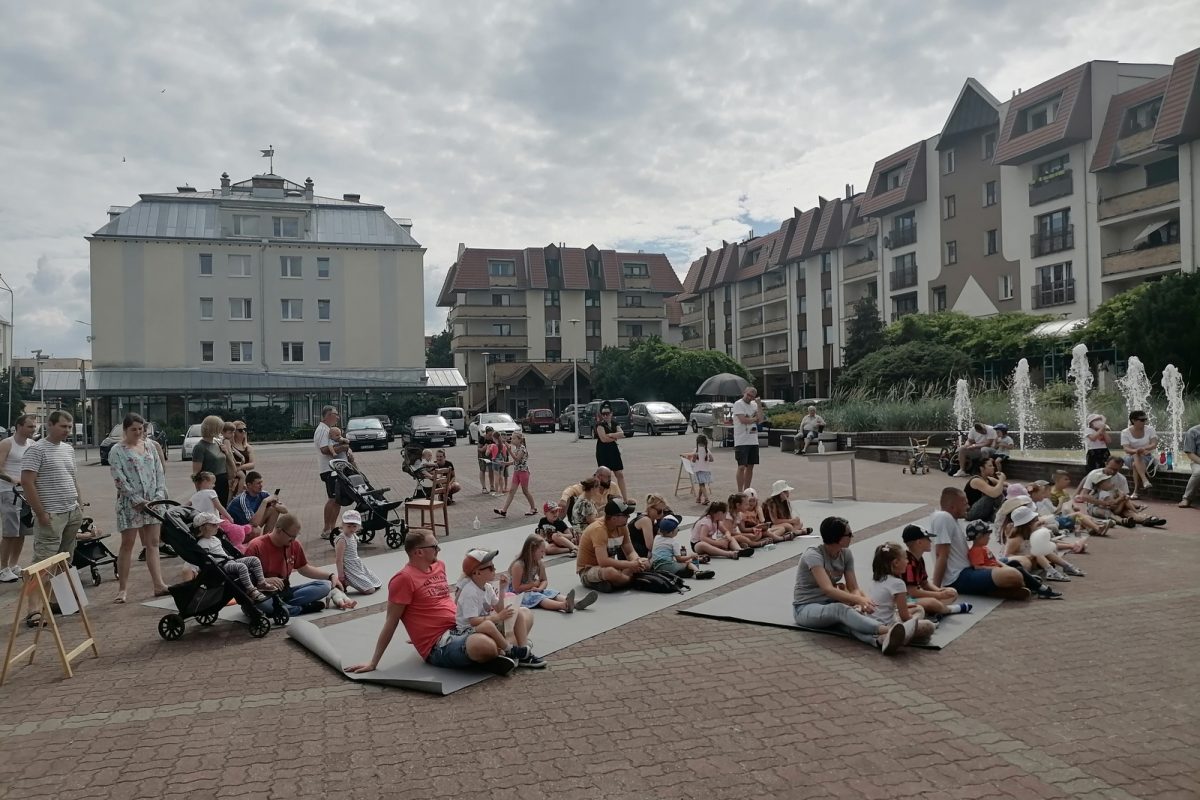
[0,274,13,429]
[569,319,581,442]
[31,348,48,425]
[481,352,491,413]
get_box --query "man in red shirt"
[344,530,517,676]
[245,513,340,616]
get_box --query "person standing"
[229,420,255,495]
[731,386,764,492]
[1178,422,1200,509]
[109,413,170,602]
[314,405,350,540]
[191,415,236,506]
[0,414,37,582]
[21,411,85,565]
[593,402,630,502]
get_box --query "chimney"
[343,193,360,203]
[304,177,314,201]
[457,242,467,262]
[393,217,412,233]
[220,172,231,196]
[845,183,854,200]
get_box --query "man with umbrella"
[731,386,765,491]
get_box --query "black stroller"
[143,500,289,640]
[328,458,409,549]
[73,517,118,586]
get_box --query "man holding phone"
[228,470,286,534]
[731,386,765,492]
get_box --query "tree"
[842,296,885,367]
[1116,272,1200,386]
[837,342,972,397]
[1074,282,1151,351]
[592,338,749,411]
[0,369,25,429]
[425,327,453,368]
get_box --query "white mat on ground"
[678,519,1003,649]
[288,500,923,694]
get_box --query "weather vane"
[260,145,275,174]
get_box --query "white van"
[437,407,467,438]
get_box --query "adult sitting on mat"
[931,487,1032,600]
[575,497,649,592]
[963,456,1006,522]
[791,516,910,655]
[559,467,614,511]
[245,513,341,616]
[345,530,519,676]
[629,493,671,558]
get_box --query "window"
[487,260,515,277]
[544,290,560,307]
[822,288,832,308]
[546,259,561,278]
[982,130,997,160]
[985,229,999,256]
[229,298,252,320]
[199,298,213,320]
[282,342,304,363]
[280,256,302,278]
[584,291,600,308]
[587,259,602,278]
[894,211,915,230]
[1037,208,1070,235]
[546,350,561,362]
[799,330,808,349]
[201,341,214,363]
[229,254,251,277]
[318,299,331,321]
[945,241,958,265]
[232,215,259,236]
[984,181,998,207]
[882,165,905,190]
[821,253,832,273]
[586,350,599,365]
[823,324,834,346]
[199,253,213,276]
[230,341,253,362]
[1037,262,1073,285]
[892,293,918,317]
[629,324,643,338]
[319,341,331,363]
[624,295,643,307]
[317,257,330,279]
[894,252,916,270]
[932,287,947,312]
[623,262,648,277]
[746,249,761,265]
[493,323,512,336]
[998,274,1014,300]
[1022,96,1061,133]
[943,149,955,174]
[1125,98,1162,135]
[272,217,299,238]
[944,194,956,219]
[1036,155,1069,180]
[491,294,512,306]
[586,320,601,337]
[799,295,807,314]
[545,319,560,337]
[1034,209,1072,255]
[281,299,303,320]
[1145,156,1179,187]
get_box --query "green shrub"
[838,342,972,397]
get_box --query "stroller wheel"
[360,529,376,543]
[158,614,185,641]
[272,608,291,628]
[248,616,271,638]
[196,612,219,626]
[385,528,403,549]
[902,467,908,474]
[91,567,102,586]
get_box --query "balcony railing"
[679,336,705,350]
[843,259,879,282]
[762,283,788,303]
[890,309,917,322]
[741,350,789,368]
[889,265,918,291]
[622,276,653,289]
[845,219,877,243]
[1102,242,1182,277]
[451,333,529,349]
[1030,225,1074,257]
[1098,182,1179,220]
[614,305,665,319]
[488,273,518,287]
[1029,169,1073,206]
[1113,129,1156,161]
[1030,279,1076,308]
[449,304,527,319]
[886,225,917,249]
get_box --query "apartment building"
[437,243,683,414]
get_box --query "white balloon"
[1030,527,1056,557]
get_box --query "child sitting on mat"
[508,533,596,612]
[651,514,715,579]
[868,542,934,645]
[455,548,545,668]
[191,512,272,603]
[901,525,972,618]
[535,502,578,555]
[724,493,771,548]
[333,508,379,599]
[691,501,753,560]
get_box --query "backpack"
[629,570,690,594]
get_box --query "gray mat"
[288,500,924,693]
[678,522,1003,650]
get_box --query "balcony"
[843,259,879,282]
[1028,169,1073,206]
[618,335,648,348]
[1030,225,1074,258]
[623,276,653,289]
[679,336,705,350]
[889,265,918,291]
[762,283,788,303]
[615,305,665,319]
[1098,181,1179,220]
[1102,242,1181,277]
[488,274,518,287]
[1113,129,1156,162]
[845,219,877,243]
[886,225,917,249]
[738,316,790,340]
[681,309,703,326]
[451,333,529,350]
[449,304,527,320]
[890,309,917,322]
[741,350,789,369]
[1031,279,1076,309]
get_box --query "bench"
[795,431,839,454]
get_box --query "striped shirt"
[21,440,79,514]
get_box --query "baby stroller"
[328,458,409,549]
[72,517,118,586]
[143,500,288,640]
[902,436,932,475]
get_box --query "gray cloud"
[1,0,1197,356]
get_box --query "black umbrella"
[695,373,749,397]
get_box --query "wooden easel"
[675,456,697,499]
[1,552,99,686]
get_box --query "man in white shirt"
[1178,423,1200,509]
[0,414,37,581]
[953,422,997,477]
[800,406,825,450]
[314,405,351,541]
[930,486,1029,600]
[730,387,764,492]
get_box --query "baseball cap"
[192,511,221,528]
[542,501,559,514]
[341,509,362,525]
[604,497,635,517]
[658,514,682,533]
[461,548,499,575]
[901,524,930,543]
[1010,505,1038,527]
[964,520,991,540]
[994,423,1008,432]
[1029,479,1050,488]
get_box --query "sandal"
[698,555,711,564]
[1119,517,1137,528]
[113,591,127,604]
[494,509,506,517]
[524,509,538,516]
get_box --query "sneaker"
[738,547,755,558]
[954,602,974,614]
[482,655,518,676]
[879,624,906,655]
[138,548,147,562]
[563,589,576,613]
[0,567,17,583]
[301,601,327,614]
[1062,563,1086,577]
[1044,569,1071,582]
[901,617,919,644]
[518,652,548,669]
[507,645,530,661]
[573,590,598,611]
[1037,586,1065,600]
[952,470,969,478]
[694,570,716,580]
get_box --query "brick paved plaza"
[1,433,1197,799]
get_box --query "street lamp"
[0,274,12,429]
[481,352,491,414]
[569,319,581,442]
[31,348,48,425]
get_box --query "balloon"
[1029,527,1056,557]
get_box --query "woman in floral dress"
[110,413,169,602]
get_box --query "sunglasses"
[235,427,247,432]
[415,544,440,552]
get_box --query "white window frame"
[281,341,304,363]
[983,181,998,207]
[586,320,601,337]
[822,288,832,308]
[281,299,303,321]
[487,260,515,277]
[280,256,302,278]
[200,341,214,362]
[228,254,252,278]
[199,253,213,276]
[229,298,252,320]
[545,319,560,337]
[318,299,331,321]
[998,274,1014,300]
[799,330,808,349]
[799,295,807,314]
[199,297,213,320]
[493,323,512,337]
[622,262,649,277]
[272,217,300,238]
[984,229,998,256]
[230,341,253,363]
[317,257,330,279]
[624,294,643,307]
[944,194,956,219]
[318,341,332,363]
[232,215,259,236]
[982,131,997,160]
[943,149,955,174]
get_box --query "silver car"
[630,402,688,435]
[347,417,390,451]
[688,402,733,432]
[181,424,203,460]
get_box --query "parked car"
[467,412,520,443]
[403,414,457,448]
[577,398,631,439]
[557,404,581,432]
[520,408,557,433]
[629,402,688,435]
[688,402,733,432]
[437,406,467,438]
[181,424,203,461]
[346,417,390,451]
[361,414,395,442]
[100,421,169,465]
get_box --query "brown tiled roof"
[736,224,788,281]
[838,196,877,245]
[937,78,1002,147]
[811,198,845,252]
[783,207,821,263]
[526,247,549,289]
[859,141,928,217]
[614,252,683,293]
[664,297,683,326]
[1090,75,1171,172]
[561,247,588,289]
[1155,47,1200,145]
[600,250,622,289]
[492,361,591,386]
[436,249,528,305]
[993,63,1092,166]
[438,245,680,299]
[713,241,741,287]
[436,262,459,306]
[680,254,706,295]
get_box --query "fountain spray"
[1161,364,1185,459]
[1009,358,1040,454]
[1116,355,1154,427]
[953,378,973,442]
[1066,344,1093,450]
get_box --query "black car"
[558,404,581,432]
[362,414,395,442]
[99,421,169,465]
[402,415,457,448]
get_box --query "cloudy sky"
[2,0,1197,359]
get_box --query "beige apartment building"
[437,244,683,414]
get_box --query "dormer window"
[882,165,906,191]
[1021,96,1061,133]
[622,262,649,277]
[1124,98,1162,135]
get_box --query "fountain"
[1009,358,1041,454]
[1161,364,1186,457]
[1066,343,1094,449]
[1116,355,1154,427]
[953,378,973,439]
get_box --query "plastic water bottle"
[846,436,853,449]
[472,516,481,530]
[1166,451,1174,470]
[817,440,826,454]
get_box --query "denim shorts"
[426,628,475,669]
[948,567,997,595]
[1123,453,1153,469]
